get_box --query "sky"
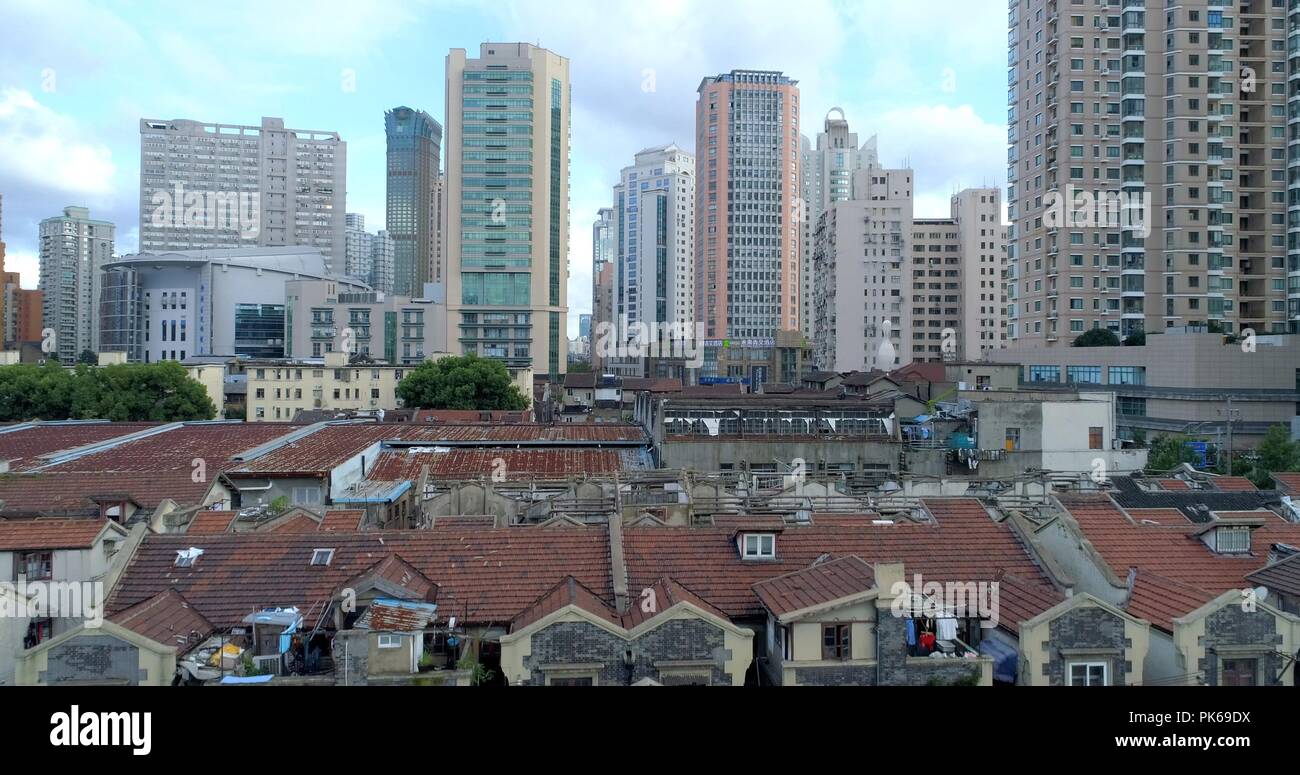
[0,0,1009,337]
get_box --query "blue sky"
[0,0,1008,336]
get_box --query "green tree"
[567,359,593,373]
[1146,434,1200,473]
[1072,329,1121,347]
[396,354,528,411]
[0,361,215,422]
[1247,425,1300,488]
[77,349,98,365]
[1123,332,1146,347]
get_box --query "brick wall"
[1044,605,1131,686]
[521,618,731,686]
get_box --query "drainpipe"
[875,617,882,686]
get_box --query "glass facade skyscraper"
[385,107,442,298]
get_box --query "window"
[1221,658,1257,687]
[742,533,776,559]
[1028,365,1060,383]
[1067,365,1102,384]
[20,551,53,581]
[377,633,402,649]
[822,624,851,661]
[293,487,323,506]
[1215,528,1251,554]
[548,676,595,686]
[310,549,335,567]
[1089,427,1104,450]
[1005,428,1022,451]
[1108,366,1145,385]
[174,548,203,568]
[1068,662,1107,686]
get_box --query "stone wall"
[1044,605,1131,686]
[1201,605,1281,686]
[521,618,731,686]
[41,634,143,685]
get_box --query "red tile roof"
[186,511,236,535]
[343,554,437,602]
[319,510,365,532]
[0,518,114,551]
[510,576,623,631]
[412,410,530,424]
[1126,509,1189,526]
[1156,480,1192,491]
[269,512,324,533]
[1211,476,1258,492]
[624,498,1057,628]
[1271,473,1300,495]
[1126,571,1215,633]
[0,424,299,510]
[367,448,627,481]
[1057,494,1300,625]
[752,556,876,618]
[0,422,161,471]
[232,423,649,475]
[108,528,614,629]
[109,589,215,649]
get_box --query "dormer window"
[1215,527,1251,555]
[311,549,335,567]
[741,533,776,560]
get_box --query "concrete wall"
[15,625,175,686]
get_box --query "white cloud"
[0,89,117,198]
[2,249,40,290]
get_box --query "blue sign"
[1186,441,1209,469]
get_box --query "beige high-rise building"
[800,110,877,339]
[910,189,1009,362]
[1007,2,1291,345]
[139,117,346,271]
[812,166,914,372]
[445,43,570,379]
[694,70,801,385]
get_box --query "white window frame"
[293,486,323,506]
[377,633,402,649]
[310,548,335,567]
[1068,661,1108,686]
[1215,527,1251,554]
[742,533,776,560]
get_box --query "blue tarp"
[219,675,275,685]
[979,637,1018,684]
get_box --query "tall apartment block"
[800,109,878,338]
[138,117,346,270]
[385,107,442,297]
[0,196,43,349]
[0,193,6,336]
[911,189,1009,362]
[445,43,571,379]
[1007,1,1290,345]
[39,206,114,364]
[591,207,615,368]
[344,213,373,285]
[812,166,914,372]
[695,70,801,384]
[611,144,696,332]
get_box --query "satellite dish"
[1254,587,1268,603]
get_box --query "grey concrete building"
[987,330,1300,446]
[99,246,367,363]
[139,117,346,270]
[39,206,114,364]
[284,278,448,364]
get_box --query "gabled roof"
[1126,571,1215,633]
[0,518,121,551]
[341,553,437,602]
[319,509,366,532]
[752,556,877,620]
[1245,553,1300,599]
[186,510,237,535]
[563,372,596,389]
[1057,494,1300,622]
[1210,476,1259,492]
[1271,473,1300,495]
[108,528,613,629]
[624,498,1058,627]
[109,589,215,650]
[510,575,622,631]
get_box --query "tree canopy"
[0,361,216,422]
[1145,434,1201,473]
[395,354,528,411]
[1072,329,1121,347]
